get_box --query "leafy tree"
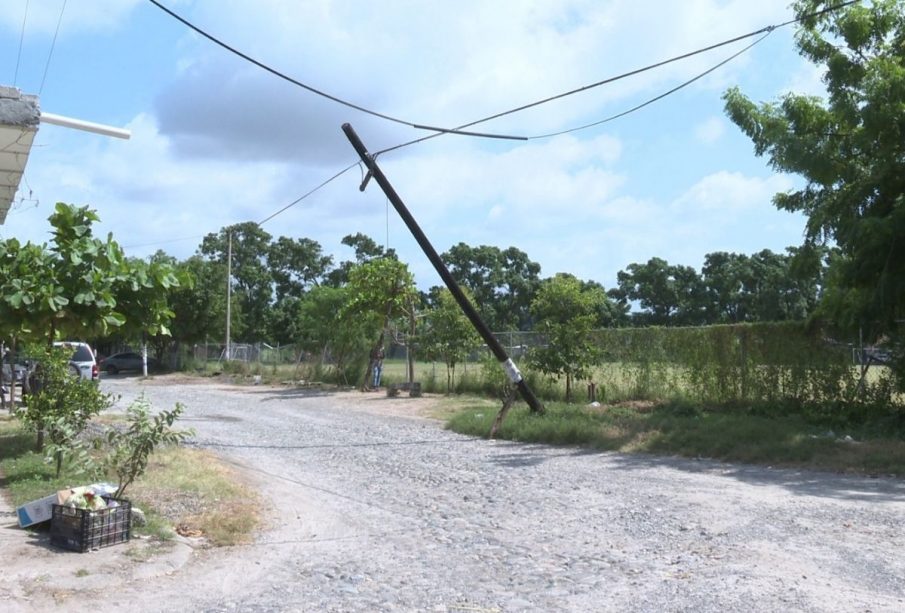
[267,295,306,346]
[18,345,112,466]
[442,243,541,331]
[297,285,373,382]
[701,251,751,323]
[267,236,332,300]
[324,232,396,287]
[528,274,607,402]
[344,258,417,389]
[200,223,273,342]
[423,288,482,392]
[168,255,230,345]
[111,255,188,373]
[43,203,131,341]
[724,0,905,380]
[611,257,705,326]
[580,279,630,327]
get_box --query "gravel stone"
[19,375,903,612]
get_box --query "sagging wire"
[39,0,68,95]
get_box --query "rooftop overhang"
[0,86,39,225]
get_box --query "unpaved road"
[3,375,905,612]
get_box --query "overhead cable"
[13,0,30,86]
[256,161,359,226]
[39,0,68,94]
[375,0,858,155]
[134,0,857,239]
[527,31,772,140]
[146,0,522,142]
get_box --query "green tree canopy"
[422,287,482,392]
[200,222,273,342]
[441,243,541,331]
[724,0,905,349]
[528,273,607,402]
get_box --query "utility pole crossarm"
[341,123,544,414]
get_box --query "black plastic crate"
[50,497,132,552]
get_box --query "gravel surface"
[6,375,905,612]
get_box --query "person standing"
[371,345,385,388]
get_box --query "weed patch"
[446,401,905,476]
[0,419,259,545]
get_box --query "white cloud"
[694,117,725,145]
[2,0,818,293]
[672,170,794,213]
[0,0,141,35]
[783,60,829,98]
[151,0,795,160]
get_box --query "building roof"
[0,86,40,225]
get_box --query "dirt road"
[3,375,904,612]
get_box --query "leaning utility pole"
[342,123,544,415]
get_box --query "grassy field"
[204,356,900,407]
[446,400,905,476]
[0,415,259,545]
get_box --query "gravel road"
[6,376,905,612]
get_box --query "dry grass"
[128,446,261,546]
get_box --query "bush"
[17,345,112,476]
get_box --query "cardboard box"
[16,491,68,528]
[16,483,118,528]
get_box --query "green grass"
[446,401,905,476]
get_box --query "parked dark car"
[100,352,158,374]
[1,360,28,386]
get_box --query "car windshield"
[71,346,94,362]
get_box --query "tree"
[111,255,188,373]
[528,274,607,402]
[200,223,273,342]
[701,251,751,323]
[267,236,332,300]
[423,288,482,393]
[611,257,705,326]
[324,233,396,286]
[442,243,541,331]
[104,395,193,499]
[344,258,417,389]
[724,0,905,380]
[40,203,131,342]
[18,345,111,463]
[297,285,373,382]
[168,255,229,346]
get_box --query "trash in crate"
[51,495,132,552]
[16,482,117,528]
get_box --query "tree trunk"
[362,331,386,391]
[407,301,416,384]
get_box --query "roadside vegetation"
[447,399,905,477]
[0,413,259,546]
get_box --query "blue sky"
[0,0,827,290]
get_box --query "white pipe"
[40,112,131,140]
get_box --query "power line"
[125,0,858,249]
[122,235,204,250]
[13,0,30,86]
[256,161,358,226]
[527,31,773,140]
[375,0,858,156]
[146,0,523,142]
[39,0,67,95]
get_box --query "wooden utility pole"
[342,123,544,415]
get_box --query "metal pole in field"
[225,232,232,361]
[342,123,544,414]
